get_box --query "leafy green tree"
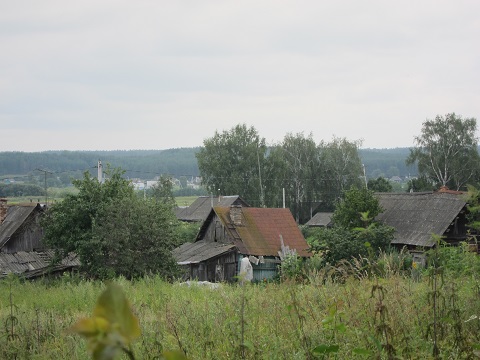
[42,167,180,279]
[90,196,179,279]
[367,177,393,192]
[406,113,480,190]
[332,186,384,230]
[306,186,394,265]
[196,124,267,206]
[319,137,364,208]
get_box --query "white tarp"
[239,256,253,283]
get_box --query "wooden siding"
[202,217,229,244]
[184,251,238,282]
[1,211,45,253]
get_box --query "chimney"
[0,198,7,224]
[230,205,243,226]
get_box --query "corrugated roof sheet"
[0,205,37,248]
[174,195,248,222]
[213,207,311,257]
[172,240,236,264]
[375,192,467,247]
[305,212,333,227]
[0,250,81,278]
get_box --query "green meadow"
[2,262,480,359]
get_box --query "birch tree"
[406,113,480,190]
[267,133,319,223]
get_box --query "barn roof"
[210,206,311,257]
[174,195,249,222]
[0,204,41,248]
[172,240,236,265]
[305,212,333,227]
[0,250,80,278]
[375,192,467,247]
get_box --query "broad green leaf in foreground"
[70,283,141,360]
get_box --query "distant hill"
[0,148,202,180]
[0,147,417,181]
[359,148,416,179]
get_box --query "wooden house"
[173,205,311,282]
[0,200,80,278]
[174,195,249,223]
[0,202,46,253]
[375,191,469,249]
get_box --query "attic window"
[230,206,243,226]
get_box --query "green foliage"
[90,197,180,279]
[466,184,480,232]
[425,240,480,277]
[175,221,200,244]
[332,186,384,229]
[196,124,267,207]
[42,167,180,279]
[406,174,436,192]
[149,175,177,208]
[307,224,394,266]
[265,132,319,222]
[306,187,394,266]
[407,113,480,190]
[70,283,141,360]
[0,183,45,197]
[280,253,304,281]
[318,137,364,209]
[367,177,393,192]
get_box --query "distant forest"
[0,147,416,183]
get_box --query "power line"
[34,168,52,205]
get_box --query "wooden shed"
[173,205,311,282]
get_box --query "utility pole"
[362,164,368,189]
[257,145,265,207]
[35,168,53,205]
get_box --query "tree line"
[1,147,416,183]
[0,148,201,181]
[197,125,369,223]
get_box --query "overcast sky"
[1,1,479,152]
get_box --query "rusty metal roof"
[0,205,39,248]
[375,192,467,247]
[0,250,81,278]
[174,195,249,222]
[305,212,333,227]
[172,240,236,264]
[212,207,311,257]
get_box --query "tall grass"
[2,259,480,359]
